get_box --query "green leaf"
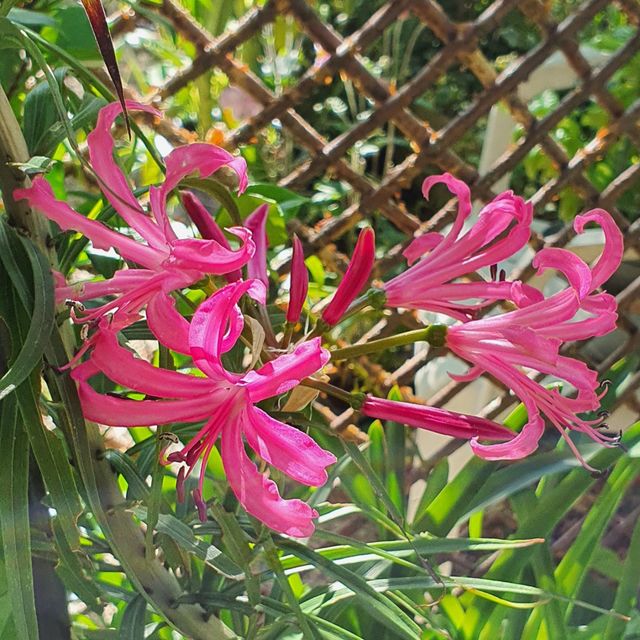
[133,507,244,580]
[0,223,55,400]
[278,539,422,640]
[604,511,640,639]
[555,456,639,620]
[0,396,38,639]
[119,595,146,640]
[9,155,53,176]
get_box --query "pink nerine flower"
[287,235,309,324]
[72,279,336,537]
[361,396,514,442]
[322,227,375,326]
[14,101,253,331]
[383,173,540,321]
[445,209,623,466]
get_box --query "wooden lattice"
[113,0,640,434]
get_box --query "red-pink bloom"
[14,101,252,331]
[445,209,622,466]
[361,396,514,442]
[244,204,270,288]
[287,235,309,324]
[383,174,540,321]
[322,227,375,326]
[72,279,335,537]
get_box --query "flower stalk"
[330,325,447,361]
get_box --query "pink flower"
[286,235,309,324]
[322,227,375,326]
[383,173,540,321]
[445,209,622,466]
[14,101,252,332]
[71,279,335,537]
[361,396,514,442]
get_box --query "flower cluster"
[17,102,622,537]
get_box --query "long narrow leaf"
[0,396,38,639]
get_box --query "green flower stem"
[330,325,447,362]
[341,287,387,322]
[300,377,356,405]
[281,321,295,349]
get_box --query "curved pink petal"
[574,208,623,290]
[14,177,161,269]
[244,204,270,288]
[189,280,265,378]
[88,101,166,249]
[169,227,255,273]
[402,232,444,265]
[72,362,219,426]
[421,173,471,250]
[221,418,319,537]
[91,329,215,398]
[322,227,375,326]
[146,292,191,354]
[244,338,329,402]
[151,143,248,243]
[470,414,545,460]
[243,407,336,486]
[533,247,592,299]
[286,235,309,323]
[448,364,484,383]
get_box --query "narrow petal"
[402,232,444,265]
[91,329,215,398]
[221,418,319,537]
[244,338,330,402]
[322,227,375,326]
[470,413,545,460]
[244,407,336,486]
[14,176,161,269]
[533,247,592,299]
[152,143,249,243]
[574,208,623,290]
[189,280,265,378]
[146,291,191,354]
[286,235,309,323]
[244,204,270,288]
[421,173,471,250]
[162,143,248,194]
[169,227,255,274]
[88,101,167,248]
[57,269,153,303]
[72,362,219,426]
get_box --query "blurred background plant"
[0,0,639,638]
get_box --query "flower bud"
[322,227,375,326]
[287,235,309,324]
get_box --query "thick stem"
[0,87,52,255]
[0,82,236,639]
[330,325,447,361]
